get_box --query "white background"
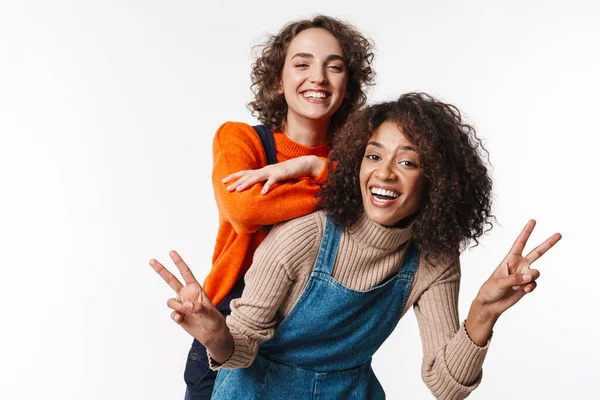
[1,1,598,399]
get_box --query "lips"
[300,89,331,100]
[369,185,401,206]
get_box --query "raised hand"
[466,220,561,346]
[476,219,561,317]
[222,155,325,194]
[149,251,232,359]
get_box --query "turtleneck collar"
[349,212,414,250]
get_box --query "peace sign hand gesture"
[476,219,562,317]
[465,220,561,346]
[149,251,233,363]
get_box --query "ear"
[276,78,284,95]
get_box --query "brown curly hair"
[317,93,494,257]
[248,15,375,145]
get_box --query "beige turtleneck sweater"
[210,210,489,400]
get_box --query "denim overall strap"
[400,240,419,277]
[312,215,342,275]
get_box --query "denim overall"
[211,216,419,399]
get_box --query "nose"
[309,67,328,85]
[375,160,396,181]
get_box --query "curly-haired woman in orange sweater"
[159,15,376,399]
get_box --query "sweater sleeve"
[414,258,490,400]
[207,213,321,370]
[212,122,326,234]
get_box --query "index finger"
[149,258,183,293]
[507,219,536,257]
[169,250,199,285]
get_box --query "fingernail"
[523,274,532,281]
[185,302,193,310]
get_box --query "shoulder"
[255,211,325,276]
[417,248,461,283]
[263,210,324,251]
[214,121,261,146]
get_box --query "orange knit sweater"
[203,122,329,305]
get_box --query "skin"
[359,121,427,227]
[465,219,561,345]
[222,27,349,194]
[279,27,348,147]
[149,120,562,360]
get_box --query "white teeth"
[371,187,400,198]
[303,91,327,99]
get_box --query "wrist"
[205,328,234,365]
[470,296,499,324]
[465,298,498,347]
[310,156,326,178]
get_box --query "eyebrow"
[291,52,345,63]
[367,141,416,152]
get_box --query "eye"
[399,160,418,168]
[366,154,381,161]
[328,65,344,72]
[294,63,309,69]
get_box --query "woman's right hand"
[222,155,325,194]
[149,251,234,363]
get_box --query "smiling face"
[280,28,348,128]
[359,121,427,227]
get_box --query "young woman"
[152,93,561,399]
[174,15,375,399]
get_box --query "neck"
[283,114,330,147]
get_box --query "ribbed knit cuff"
[208,332,255,371]
[444,321,491,386]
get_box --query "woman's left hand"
[466,220,561,345]
[477,219,561,317]
[222,156,325,194]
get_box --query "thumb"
[183,287,217,316]
[181,300,205,314]
[496,273,533,290]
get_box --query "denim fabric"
[184,279,245,400]
[212,216,419,399]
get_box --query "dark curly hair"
[317,92,494,257]
[248,15,375,145]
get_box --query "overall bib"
[212,216,419,399]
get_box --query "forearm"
[415,259,489,398]
[213,175,321,232]
[464,298,498,347]
[421,324,489,400]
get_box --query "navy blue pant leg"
[183,279,245,400]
